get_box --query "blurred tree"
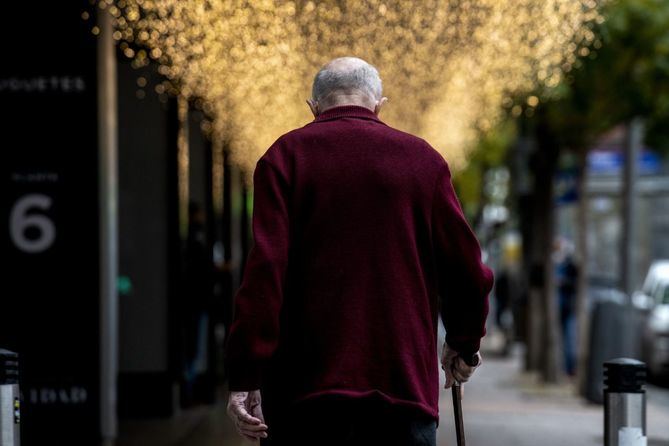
[515,0,669,383]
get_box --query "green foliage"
[456,0,669,217]
[543,0,669,152]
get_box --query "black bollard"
[604,358,646,446]
[0,349,20,446]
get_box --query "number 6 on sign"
[10,194,56,253]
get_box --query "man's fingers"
[236,420,268,432]
[232,405,263,426]
[227,390,269,442]
[443,369,455,389]
[454,375,469,384]
[241,428,268,437]
[452,367,473,383]
[251,402,266,424]
[452,369,468,382]
[227,393,261,425]
[449,359,476,385]
[239,413,264,427]
[441,345,482,390]
[235,420,268,442]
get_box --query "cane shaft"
[452,383,466,446]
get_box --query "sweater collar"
[313,105,384,124]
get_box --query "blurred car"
[636,260,669,378]
[633,260,669,310]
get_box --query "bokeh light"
[100,0,602,173]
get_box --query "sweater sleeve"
[432,161,494,357]
[225,156,290,391]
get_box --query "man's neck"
[320,95,375,113]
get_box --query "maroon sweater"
[225,105,493,421]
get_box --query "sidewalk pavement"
[118,345,669,446]
[439,342,669,446]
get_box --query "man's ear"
[307,99,319,117]
[374,97,388,115]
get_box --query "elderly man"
[225,57,493,445]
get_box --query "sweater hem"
[291,388,439,424]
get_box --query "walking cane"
[451,354,480,446]
[452,383,466,446]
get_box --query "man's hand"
[226,390,268,442]
[441,342,482,389]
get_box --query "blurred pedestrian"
[225,57,493,445]
[555,237,578,376]
[182,201,212,403]
[495,269,511,328]
[494,268,514,355]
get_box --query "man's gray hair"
[311,57,383,105]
